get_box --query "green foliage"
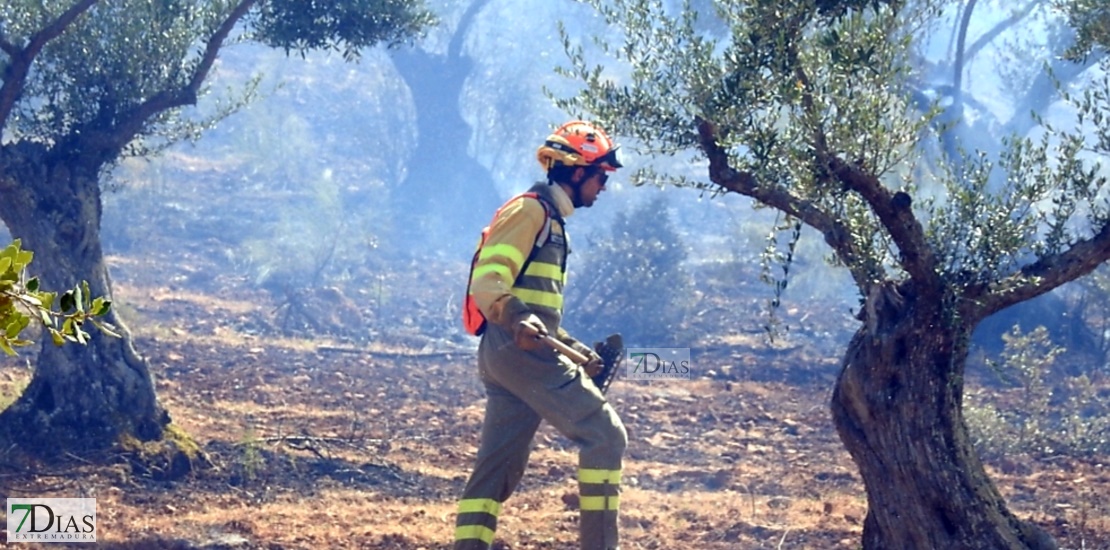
[236,427,265,484]
[0,240,117,356]
[557,0,928,284]
[813,0,902,19]
[10,0,225,145]
[3,0,433,156]
[925,77,1110,286]
[966,325,1110,457]
[564,196,694,346]
[1058,0,1110,60]
[249,0,436,60]
[758,214,803,339]
[558,0,1110,303]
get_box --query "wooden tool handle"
[541,335,589,365]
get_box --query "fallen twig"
[315,345,470,360]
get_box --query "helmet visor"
[594,145,624,171]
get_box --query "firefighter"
[454,121,628,550]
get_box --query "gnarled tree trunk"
[0,144,185,475]
[831,282,1056,550]
[389,0,501,253]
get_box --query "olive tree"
[0,0,432,468]
[389,0,504,251]
[559,0,1109,548]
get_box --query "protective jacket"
[467,182,591,356]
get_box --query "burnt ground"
[1,250,1107,549]
[1,167,1109,549]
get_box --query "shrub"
[966,325,1110,458]
[563,196,694,347]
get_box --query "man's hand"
[590,334,625,394]
[513,314,548,351]
[582,350,603,378]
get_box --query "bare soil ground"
[2,173,1109,548]
[2,253,1108,550]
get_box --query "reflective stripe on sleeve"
[478,243,526,270]
[471,263,512,283]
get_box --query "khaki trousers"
[453,325,627,550]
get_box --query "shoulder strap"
[524,192,555,249]
[521,192,570,276]
[513,192,561,281]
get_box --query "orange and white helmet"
[536,120,623,172]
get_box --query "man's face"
[577,169,609,208]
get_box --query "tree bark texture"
[0,143,169,453]
[831,282,1057,550]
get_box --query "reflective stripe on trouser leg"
[454,383,543,550]
[575,405,626,550]
[454,498,500,550]
[579,465,621,550]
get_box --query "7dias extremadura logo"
[626,348,691,380]
[7,498,97,543]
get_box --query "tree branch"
[447,0,491,61]
[962,0,1043,74]
[0,32,16,56]
[696,118,877,291]
[188,0,257,99]
[793,60,831,163]
[90,0,258,153]
[0,0,100,130]
[969,222,1110,320]
[792,63,940,287]
[953,0,977,98]
[824,156,939,287]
